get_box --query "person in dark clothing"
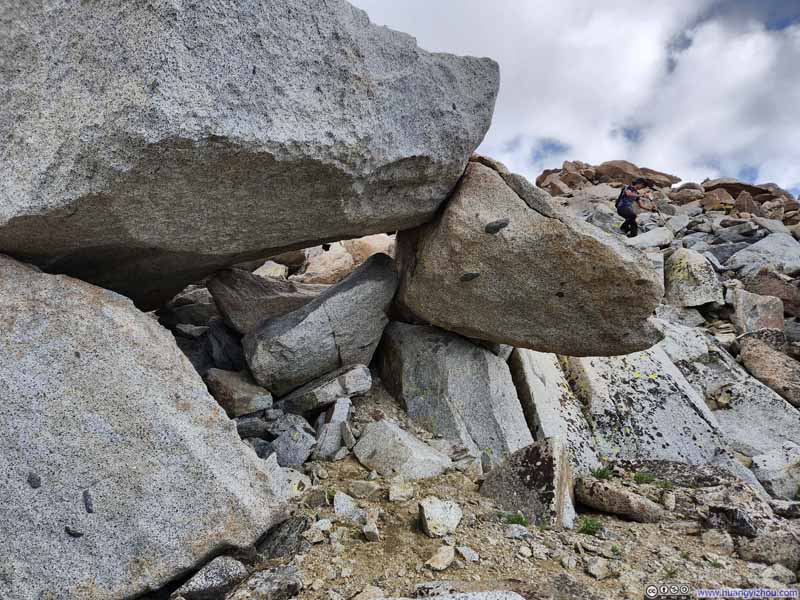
[616,177,649,237]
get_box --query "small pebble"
[426,545,455,571]
[505,524,531,539]
[65,526,84,538]
[82,490,94,514]
[27,472,41,489]
[456,545,480,563]
[460,272,480,282]
[484,218,510,234]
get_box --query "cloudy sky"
[351,1,800,195]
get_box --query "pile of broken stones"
[3,2,800,600]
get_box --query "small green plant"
[325,488,336,503]
[591,466,613,480]
[577,516,602,536]
[655,479,675,490]
[680,550,690,560]
[503,512,529,526]
[634,471,656,484]
[611,544,621,557]
[709,559,723,569]
[663,564,679,578]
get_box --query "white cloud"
[350,0,800,194]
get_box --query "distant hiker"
[615,177,649,238]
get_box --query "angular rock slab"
[725,233,800,277]
[740,337,800,408]
[744,267,800,317]
[0,1,498,309]
[280,364,371,415]
[244,254,397,396]
[752,443,800,501]
[396,162,663,356]
[480,438,576,530]
[204,368,273,417]
[574,477,665,523]
[172,556,248,600]
[208,269,328,335]
[730,289,784,335]
[664,248,723,308]
[675,342,800,457]
[625,226,674,250]
[562,346,724,464]
[353,420,452,480]
[0,256,284,599]
[378,322,533,463]
[508,349,600,474]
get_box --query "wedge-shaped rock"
[664,248,723,307]
[204,368,273,417]
[625,227,674,250]
[725,234,800,277]
[574,477,665,523]
[396,162,663,356]
[752,443,800,500]
[562,346,724,464]
[0,256,285,599]
[244,254,397,396]
[480,438,576,530]
[172,556,248,600]
[280,365,371,414]
[353,420,452,480]
[378,322,533,464]
[0,1,498,309]
[508,349,600,474]
[730,289,784,335]
[208,269,328,335]
[314,398,353,461]
[744,267,800,317]
[740,337,800,408]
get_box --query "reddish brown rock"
[703,178,770,198]
[701,188,735,210]
[740,337,800,408]
[734,191,763,217]
[743,267,800,317]
[595,160,680,187]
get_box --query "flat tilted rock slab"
[378,322,533,464]
[0,256,285,599]
[396,161,663,356]
[508,349,600,474]
[562,346,725,464]
[0,0,498,309]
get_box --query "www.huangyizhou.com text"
[695,589,799,598]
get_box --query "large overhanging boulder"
[395,161,664,356]
[0,256,287,598]
[0,0,499,309]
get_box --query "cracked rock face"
[0,0,498,309]
[395,161,664,356]
[0,255,285,599]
